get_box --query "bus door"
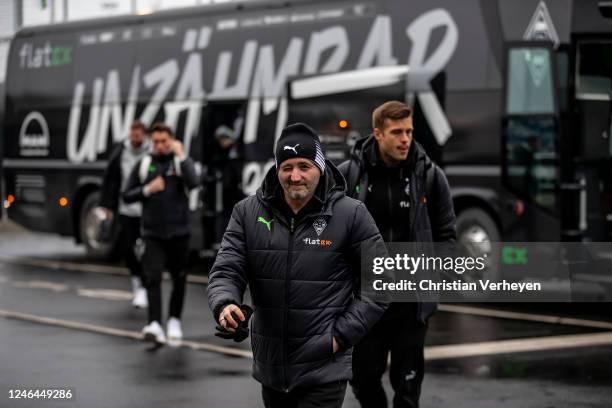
[200,101,246,254]
[573,39,612,241]
[501,42,562,241]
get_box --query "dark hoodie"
[207,160,386,392]
[123,151,199,239]
[338,136,457,321]
[340,135,456,244]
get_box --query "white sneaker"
[166,317,183,346]
[142,321,166,345]
[131,276,142,291]
[132,288,148,309]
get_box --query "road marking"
[425,331,612,360]
[573,273,612,284]
[0,309,252,359]
[0,255,128,276]
[0,255,209,284]
[3,276,133,302]
[438,304,612,331]
[12,280,69,292]
[2,308,612,362]
[186,274,209,285]
[3,275,199,303]
[76,289,133,301]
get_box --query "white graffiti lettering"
[66,10,458,165]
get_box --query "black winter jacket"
[123,152,199,239]
[338,136,457,321]
[207,161,387,392]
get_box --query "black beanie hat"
[275,123,325,173]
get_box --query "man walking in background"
[99,120,150,308]
[208,123,387,408]
[339,101,456,408]
[212,120,245,230]
[123,122,199,345]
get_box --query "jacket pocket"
[311,324,335,362]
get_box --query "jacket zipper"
[412,168,426,321]
[282,217,295,392]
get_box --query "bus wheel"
[457,207,500,249]
[454,208,501,296]
[79,191,116,259]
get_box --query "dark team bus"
[2,0,612,258]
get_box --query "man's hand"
[219,304,245,333]
[144,176,165,195]
[171,139,185,159]
[333,337,339,354]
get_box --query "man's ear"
[373,127,383,142]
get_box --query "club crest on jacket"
[313,217,327,236]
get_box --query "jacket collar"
[351,134,432,173]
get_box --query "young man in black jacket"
[208,123,387,408]
[123,122,199,345]
[99,120,150,308]
[339,101,456,408]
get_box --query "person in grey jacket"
[123,122,199,345]
[207,123,387,408]
[99,120,150,308]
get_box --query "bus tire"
[79,191,117,260]
[454,207,501,299]
[456,207,500,245]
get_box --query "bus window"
[506,48,555,115]
[575,41,612,102]
[575,41,612,159]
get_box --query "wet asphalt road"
[0,221,611,407]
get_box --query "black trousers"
[262,381,347,408]
[141,236,190,324]
[351,304,428,408]
[117,215,143,279]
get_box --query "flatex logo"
[19,42,72,69]
[19,112,50,157]
[303,237,333,247]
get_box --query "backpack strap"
[138,155,152,184]
[173,155,183,177]
[425,163,438,225]
[340,159,366,200]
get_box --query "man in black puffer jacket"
[123,122,199,345]
[339,101,456,408]
[208,123,387,408]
